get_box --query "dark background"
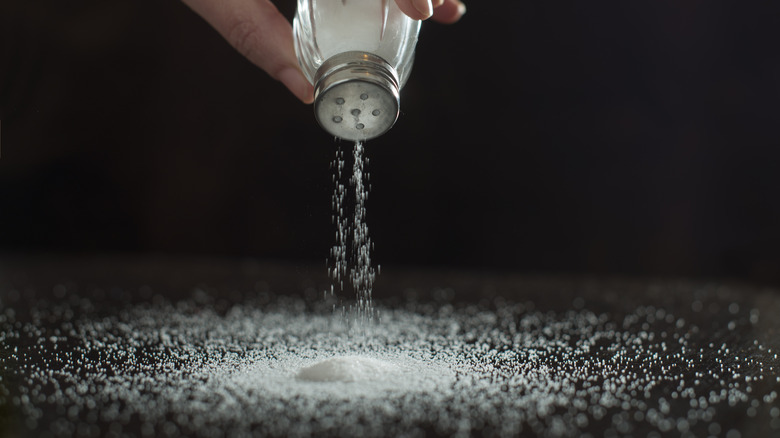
[1,1,779,285]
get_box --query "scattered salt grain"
[1,286,778,438]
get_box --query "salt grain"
[1,291,778,437]
[297,356,399,382]
[328,141,377,326]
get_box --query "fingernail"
[432,0,444,7]
[279,67,314,104]
[456,1,466,16]
[413,0,433,19]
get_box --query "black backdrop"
[1,1,779,285]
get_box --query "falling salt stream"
[328,140,376,327]
[2,149,780,436]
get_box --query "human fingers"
[395,0,465,22]
[394,0,433,20]
[431,0,466,24]
[182,0,314,103]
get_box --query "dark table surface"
[1,255,779,437]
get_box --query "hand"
[181,0,466,104]
[395,0,466,24]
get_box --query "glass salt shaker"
[293,0,421,141]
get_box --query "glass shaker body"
[294,0,421,140]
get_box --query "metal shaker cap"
[313,52,400,141]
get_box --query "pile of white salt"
[1,288,778,437]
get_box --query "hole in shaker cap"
[372,109,381,116]
[360,93,369,100]
[333,116,342,123]
[351,109,361,116]
[356,123,365,130]
[335,98,345,105]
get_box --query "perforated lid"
[313,52,400,141]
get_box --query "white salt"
[328,141,377,326]
[314,0,384,58]
[2,288,778,437]
[297,356,398,382]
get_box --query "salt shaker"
[294,0,421,141]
